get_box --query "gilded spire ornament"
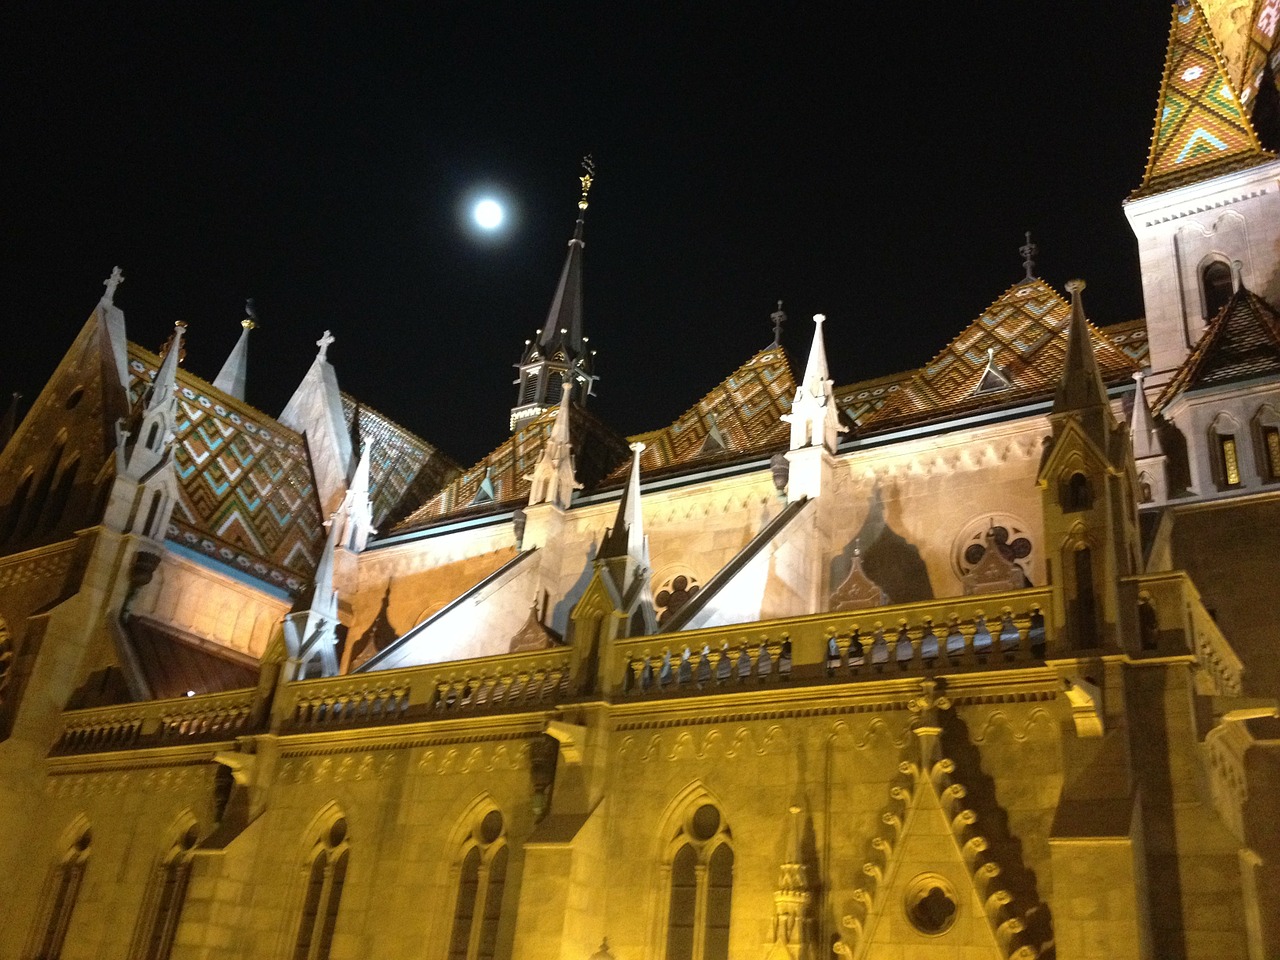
[578,154,595,211]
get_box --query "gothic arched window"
[1202,260,1234,319]
[1064,472,1092,511]
[0,469,32,543]
[447,807,509,960]
[662,801,734,960]
[293,814,349,960]
[43,454,80,533]
[26,820,91,960]
[132,820,198,960]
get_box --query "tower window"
[1218,434,1241,486]
[134,823,198,960]
[1262,426,1280,480]
[1064,472,1092,511]
[1202,260,1234,319]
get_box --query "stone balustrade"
[1127,571,1243,695]
[54,688,255,755]
[615,587,1054,697]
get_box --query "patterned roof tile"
[1134,2,1272,198]
[1156,286,1280,407]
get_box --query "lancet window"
[446,807,509,960]
[293,814,349,960]
[1202,259,1233,319]
[661,801,734,960]
[26,820,91,960]
[132,820,198,960]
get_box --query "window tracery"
[132,819,198,960]
[655,572,702,625]
[293,813,349,960]
[26,819,91,960]
[661,799,733,960]
[447,806,508,960]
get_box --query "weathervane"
[243,298,259,331]
[1020,231,1038,280]
[579,154,595,211]
[770,300,787,347]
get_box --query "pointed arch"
[288,803,350,960]
[1252,403,1280,481]
[652,781,735,960]
[442,793,510,960]
[129,810,200,960]
[1209,411,1244,487]
[24,814,92,960]
[43,451,81,532]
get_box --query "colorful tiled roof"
[393,406,629,531]
[1134,2,1272,198]
[126,345,324,594]
[340,395,459,529]
[1099,318,1152,367]
[1199,0,1280,110]
[835,370,915,426]
[859,278,1136,430]
[1157,286,1280,407]
[614,346,796,478]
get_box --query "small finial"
[1231,260,1244,293]
[813,313,826,325]
[578,154,595,211]
[316,329,335,361]
[630,440,646,455]
[242,298,259,331]
[1065,278,1086,297]
[1020,231,1038,280]
[101,266,125,305]
[770,300,786,347]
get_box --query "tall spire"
[510,157,598,431]
[212,301,257,400]
[1053,280,1113,430]
[1134,0,1271,197]
[526,381,582,509]
[282,513,342,679]
[783,314,847,454]
[1130,371,1163,460]
[599,441,647,567]
[335,440,375,552]
[280,330,354,516]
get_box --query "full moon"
[473,199,504,230]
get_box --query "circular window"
[689,804,720,841]
[478,810,504,844]
[65,386,85,410]
[904,873,958,936]
[952,513,1034,583]
[654,571,702,625]
[327,818,348,848]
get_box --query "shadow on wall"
[552,537,598,638]
[829,484,934,606]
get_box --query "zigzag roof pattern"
[613,345,796,480]
[1134,1,1272,198]
[126,345,324,595]
[393,405,630,531]
[1157,284,1280,407]
[858,278,1136,430]
[1199,0,1280,109]
[339,394,459,530]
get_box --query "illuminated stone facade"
[2,6,1280,960]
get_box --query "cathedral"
[3,4,1280,959]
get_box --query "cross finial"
[243,298,259,331]
[102,266,125,306]
[770,300,786,347]
[316,329,335,361]
[578,154,596,211]
[1020,231,1037,280]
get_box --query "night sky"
[3,5,1177,465]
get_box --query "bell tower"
[510,157,598,431]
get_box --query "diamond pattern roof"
[1157,286,1280,406]
[127,345,323,594]
[858,278,1136,430]
[1198,0,1280,109]
[1134,1,1272,198]
[340,395,458,529]
[614,346,796,479]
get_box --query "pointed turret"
[212,302,257,400]
[103,321,186,539]
[593,441,657,637]
[510,157,599,431]
[1130,371,1170,504]
[98,266,130,388]
[282,513,342,679]
[1053,280,1116,445]
[783,314,846,454]
[334,440,375,552]
[526,381,582,509]
[280,330,354,516]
